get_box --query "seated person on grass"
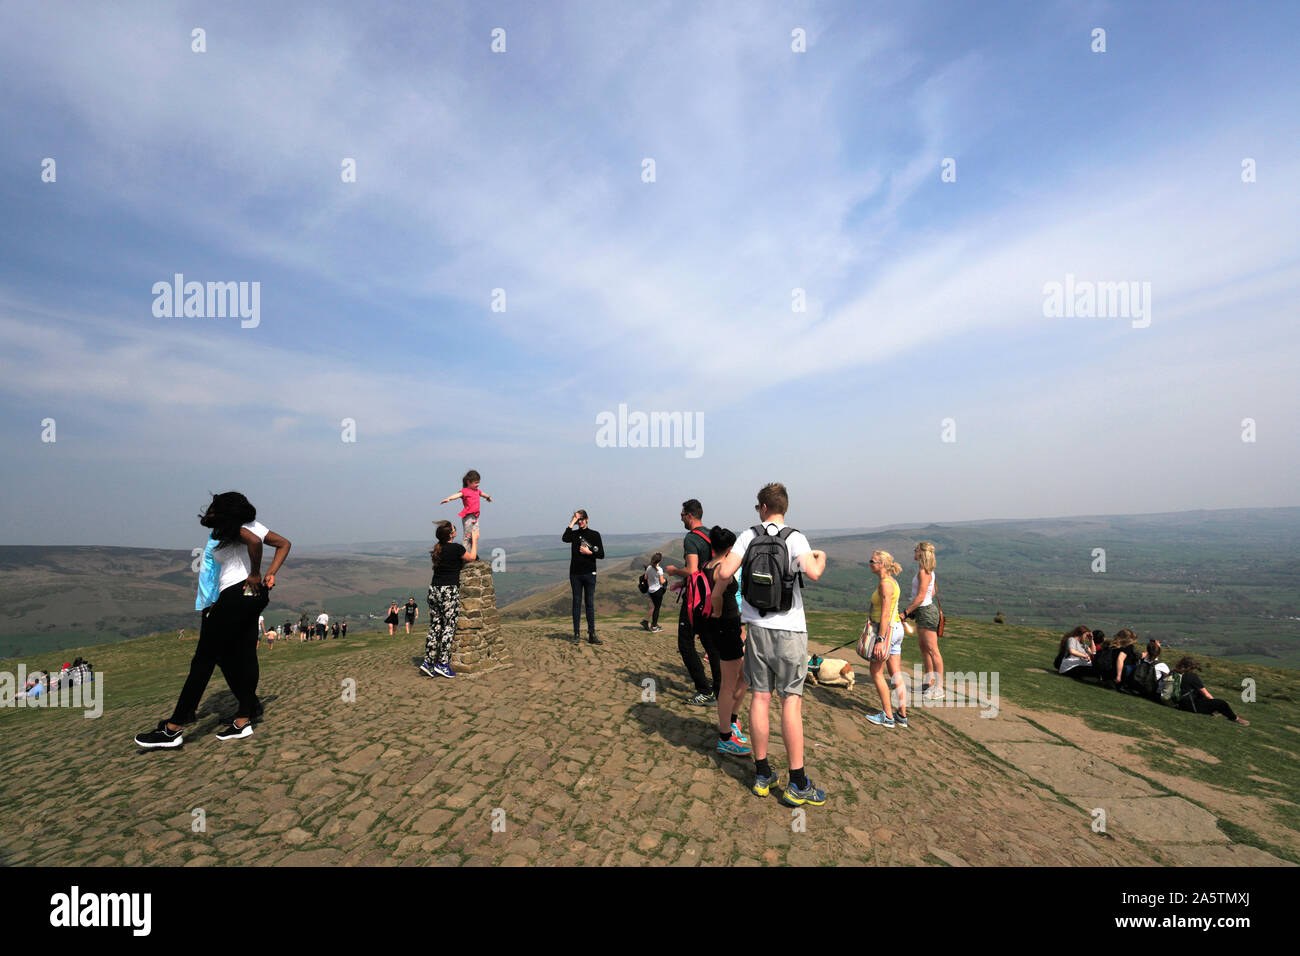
[1173,657,1249,726]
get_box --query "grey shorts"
[912,602,940,631]
[743,623,808,697]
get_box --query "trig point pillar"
[450,561,511,674]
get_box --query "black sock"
[730,714,738,726]
[719,731,731,741]
[755,757,772,778]
[789,767,808,789]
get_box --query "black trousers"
[1180,693,1239,721]
[679,604,721,695]
[170,582,268,723]
[649,588,665,626]
[570,572,597,637]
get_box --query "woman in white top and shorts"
[902,541,944,700]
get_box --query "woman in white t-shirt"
[135,492,291,750]
[641,552,667,632]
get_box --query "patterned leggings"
[424,585,461,666]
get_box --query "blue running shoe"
[730,722,749,745]
[433,663,456,678]
[781,777,827,807]
[717,735,752,757]
[866,710,895,729]
[752,771,777,797]
[419,661,437,678]
[894,713,909,728]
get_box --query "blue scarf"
[195,536,221,610]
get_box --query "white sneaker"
[924,686,945,701]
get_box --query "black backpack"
[637,571,649,594]
[1130,658,1158,698]
[740,524,803,616]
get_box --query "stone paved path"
[0,620,1283,866]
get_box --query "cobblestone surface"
[0,620,1278,866]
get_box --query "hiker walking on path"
[864,550,909,729]
[135,492,291,749]
[563,509,605,644]
[316,611,329,641]
[403,596,419,634]
[384,602,400,635]
[665,499,718,705]
[712,482,827,807]
[704,526,750,756]
[441,469,493,542]
[1173,657,1250,725]
[420,520,479,679]
[902,541,944,700]
[641,552,667,632]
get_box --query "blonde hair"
[914,541,936,572]
[872,550,902,576]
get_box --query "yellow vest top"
[870,578,901,625]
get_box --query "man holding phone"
[563,509,605,644]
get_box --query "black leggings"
[570,572,596,637]
[1180,694,1239,721]
[649,588,665,626]
[170,582,268,723]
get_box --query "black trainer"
[588,634,603,645]
[215,720,254,741]
[135,720,183,749]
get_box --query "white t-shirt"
[1153,660,1170,680]
[645,564,665,593]
[733,522,812,632]
[214,520,271,591]
[316,613,329,626]
[258,615,265,633]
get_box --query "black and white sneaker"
[135,720,183,749]
[215,720,254,741]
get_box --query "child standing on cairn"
[440,469,493,545]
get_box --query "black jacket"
[562,526,605,575]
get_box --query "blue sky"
[0,0,1297,548]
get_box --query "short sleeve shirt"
[458,488,482,518]
[733,522,812,631]
[1059,637,1090,673]
[215,521,270,591]
[683,528,711,571]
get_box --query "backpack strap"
[691,528,712,546]
[776,525,804,585]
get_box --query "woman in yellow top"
[864,550,908,728]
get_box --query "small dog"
[809,658,855,688]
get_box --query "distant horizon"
[5,502,1298,552]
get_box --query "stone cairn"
[449,560,510,674]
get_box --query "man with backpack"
[712,483,828,807]
[665,499,720,705]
